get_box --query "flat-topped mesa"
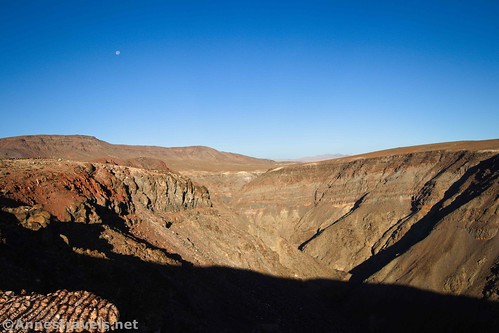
[0,159,212,224]
[0,135,277,172]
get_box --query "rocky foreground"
[0,137,498,332]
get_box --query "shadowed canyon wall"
[0,137,498,332]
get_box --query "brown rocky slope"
[235,140,499,300]
[0,157,347,332]
[0,137,498,332]
[0,135,276,172]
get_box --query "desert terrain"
[0,135,498,332]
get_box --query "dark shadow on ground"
[1,204,498,333]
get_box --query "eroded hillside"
[0,135,277,172]
[0,137,498,332]
[0,158,348,332]
[235,142,499,300]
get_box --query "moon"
[115,50,121,56]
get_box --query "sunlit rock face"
[235,144,498,299]
[0,136,497,332]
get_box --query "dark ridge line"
[298,192,369,251]
[349,154,498,284]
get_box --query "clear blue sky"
[1,1,498,159]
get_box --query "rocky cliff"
[235,144,499,299]
[0,157,347,331]
[0,138,498,332]
[0,159,211,223]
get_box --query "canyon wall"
[0,138,497,331]
[235,149,499,298]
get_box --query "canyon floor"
[0,135,498,332]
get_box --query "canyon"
[0,135,498,332]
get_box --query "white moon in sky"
[115,50,121,56]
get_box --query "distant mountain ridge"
[0,135,276,172]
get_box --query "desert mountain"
[0,135,276,172]
[0,136,498,332]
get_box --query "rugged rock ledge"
[0,290,119,333]
[0,159,211,225]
